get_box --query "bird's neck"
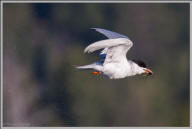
[128,61,144,76]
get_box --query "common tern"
[76,28,153,79]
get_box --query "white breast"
[102,61,132,79]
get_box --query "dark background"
[3,3,189,126]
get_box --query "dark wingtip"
[90,28,97,30]
[90,28,103,31]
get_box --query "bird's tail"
[75,64,94,70]
[75,62,103,71]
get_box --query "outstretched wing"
[84,38,131,53]
[91,28,131,59]
[91,28,129,39]
[84,38,133,64]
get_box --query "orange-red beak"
[144,68,153,76]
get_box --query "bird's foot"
[92,71,101,74]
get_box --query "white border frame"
[1,1,191,129]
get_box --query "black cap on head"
[132,59,147,68]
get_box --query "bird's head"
[132,59,153,76]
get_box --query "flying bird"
[76,28,153,79]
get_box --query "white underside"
[76,60,145,79]
[101,60,144,79]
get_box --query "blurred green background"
[3,3,189,126]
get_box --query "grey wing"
[91,28,130,58]
[91,28,130,39]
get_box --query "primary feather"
[91,28,129,39]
